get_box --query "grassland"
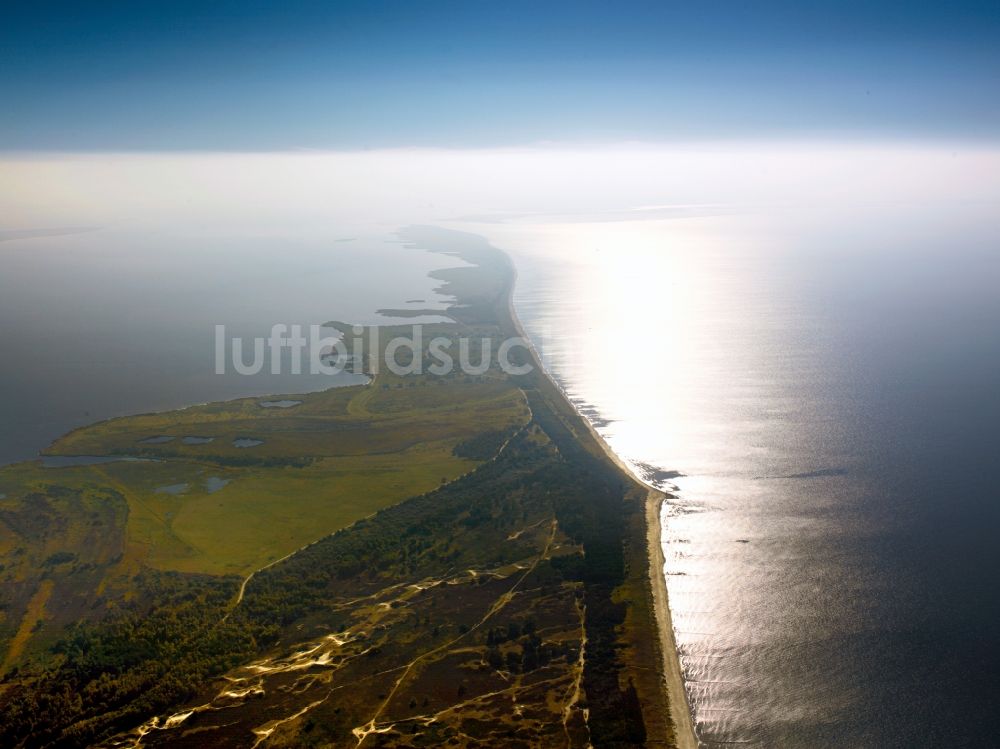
[0,226,683,749]
[1,350,528,672]
[40,375,527,576]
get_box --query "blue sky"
[2,0,999,149]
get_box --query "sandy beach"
[504,258,699,749]
[646,491,699,749]
[557,403,699,749]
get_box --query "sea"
[491,202,1000,747]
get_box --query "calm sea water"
[0,229,451,466]
[490,204,1000,748]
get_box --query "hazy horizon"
[3,1,999,150]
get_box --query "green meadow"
[0,369,529,667]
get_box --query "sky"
[2,0,999,150]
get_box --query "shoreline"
[503,257,699,748]
[646,492,699,749]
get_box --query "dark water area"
[502,203,1000,747]
[0,230,454,466]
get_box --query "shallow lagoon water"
[138,435,175,445]
[232,438,264,449]
[204,476,230,494]
[0,231,455,466]
[181,436,214,445]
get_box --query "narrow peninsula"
[0,226,695,748]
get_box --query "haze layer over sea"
[2,144,999,745]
